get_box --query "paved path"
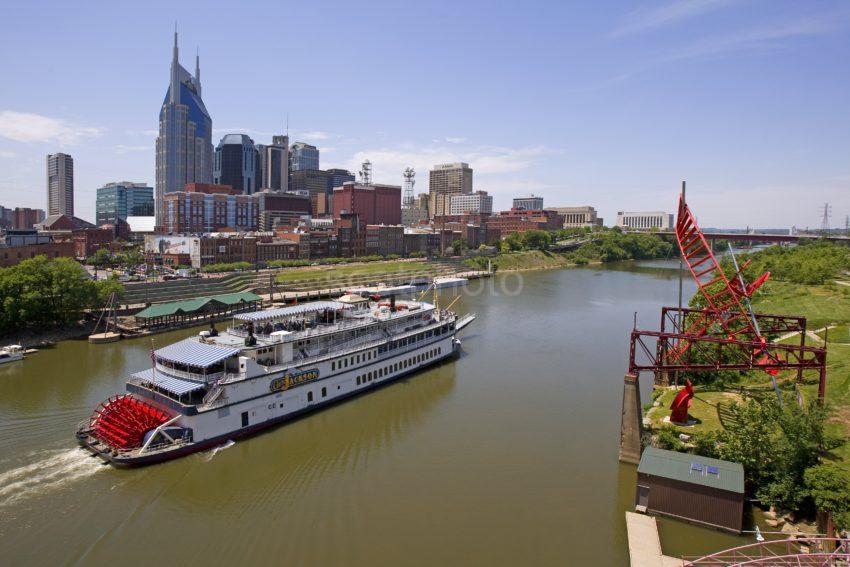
[625,512,683,567]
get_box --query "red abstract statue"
[670,379,694,423]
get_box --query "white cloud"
[338,143,560,187]
[114,144,152,154]
[659,14,844,63]
[610,0,739,38]
[0,150,17,159]
[444,137,466,144]
[0,111,103,145]
[298,131,332,141]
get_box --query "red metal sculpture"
[669,379,694,423]
[625,190,829,403]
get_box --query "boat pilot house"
[635,447,745,533]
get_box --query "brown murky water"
[0,263,750,565]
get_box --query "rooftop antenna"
[286,113,289,138]
[359,160,372,185]
[402,167,415,207]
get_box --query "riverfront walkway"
[625,512,683,567]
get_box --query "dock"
[625,512,682,567]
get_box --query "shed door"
[637,485,650,508]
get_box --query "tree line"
[0,256,123,335]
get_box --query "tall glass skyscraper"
[289,142,319,171]
[214,134,259,194]
[96,182,154,225]
[155,31,213,227]
[46,152,74,217]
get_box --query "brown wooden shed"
[635,447,745,533]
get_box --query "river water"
[0,262,753,565]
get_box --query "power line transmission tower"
[820,203,832,234]
[359,160,372,185]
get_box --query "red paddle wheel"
[88,395,171,451]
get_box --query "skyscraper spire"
[195,46,201,96]
[170,24,180,105]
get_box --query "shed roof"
[131,368,207,395]
[233,301,350,322]
[154,338,240,367]
[637,447,744,494]
[135,292,262,319]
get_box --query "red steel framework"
[683,537,850,566]
[627,192,828,401]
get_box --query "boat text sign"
[269,368,320,392]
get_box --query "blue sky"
[0,0,848,228]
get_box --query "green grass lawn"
[487,250,577,271]
[751,280,850,329]
[817,324,850,344]
[274,260,435,285]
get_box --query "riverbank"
[644,280,850,468]
[467,250,595,272]
[0,320,97,347]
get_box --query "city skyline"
[0,0,848,228]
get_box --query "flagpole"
[150,338,157,387]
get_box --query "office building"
[161,183,258,233]
[256,190,311,231]
[429,162,472,218]
[332,182,401,225]
[214,134,259,194]
[290,169,331,199]
[616,211,674,231]
[0,207,45,230]
[326,168,355,192]
[549,206,603,229]
[290,142,319,171]
[513,195,544,211]
[46,152,74,216]
[257,134,289,192]
[95,182,154,225]
[450,190,493,215]
[155,31,214,227]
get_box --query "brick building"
[332,182,401,225]
[162,183,258,233]
[485,208,565,242]
[365,225,404,257]
[0,230,76,267]
[256,240,300,263]
[190,234,258,268]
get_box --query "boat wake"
[203,440,236,462]
[0,448,105,508]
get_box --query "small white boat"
[0,345,24,364]
[348,283,417,297]
[433,276,469,289]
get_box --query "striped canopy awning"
[155,338,240,368]
[131,368,207,396]
[233,301,351,323]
